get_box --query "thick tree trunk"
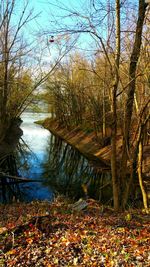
[120,0,148,210]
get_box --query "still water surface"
[0,112,111,203]
[18,112,111,203]
[19,112,54,201]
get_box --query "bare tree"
[0,0,75,145]
[46,0,149,210]
[0,0,36,142]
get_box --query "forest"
[0,0,150,266]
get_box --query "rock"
[71,198,88,211]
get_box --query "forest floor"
[0,196,150,267]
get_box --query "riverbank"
[41,118,118,172]
[0,197,150,266]
[41,118,150,183]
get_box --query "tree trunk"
[138,141,149,213]
[120,0,148,210]
[111,0,120,211]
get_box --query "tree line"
[44,0,150,212]
[0,0,149,211]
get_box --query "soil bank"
[41,118,123,172]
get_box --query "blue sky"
[22,0,95,58]
[30,0,111,52]
[26,0,138,48]
[27,0,88,31]
[12,0,139,63]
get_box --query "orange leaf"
[26,238,33,244]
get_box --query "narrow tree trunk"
[138,141,149,213]
[111,0,120,211]
[102,85,106,138]
[0,1,10,143]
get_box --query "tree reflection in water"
[4,134,112,204]
[43,135,112,203]
[0,153,22,203]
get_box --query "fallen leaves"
[0,197,150,266]
[0,227,7,234]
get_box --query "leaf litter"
[0,196,149,266]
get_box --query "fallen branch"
[0,172,43,182]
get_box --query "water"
[17,112,112,203]
[19,112,90,201]
[19,112,54,202]
[21,112,51,154]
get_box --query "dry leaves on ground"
[0,197,150,266]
